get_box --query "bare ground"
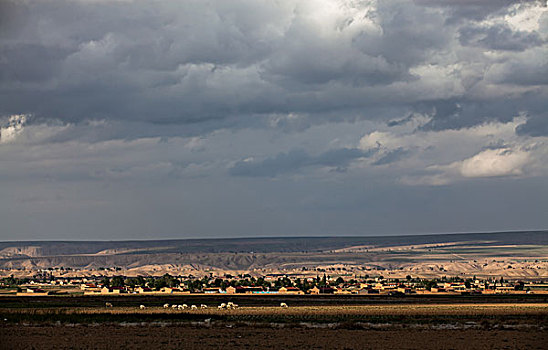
[1,324,546,350]
[1,298,546,349]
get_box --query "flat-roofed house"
[278,287,304,295]
[308,286,320,294]
[16,287,51,296]
[101,286,126,294]
[135,286,153,294]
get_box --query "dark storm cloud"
[387,114,415,127]
[229,148,373,177]
[0,44,72,83]
[516,112,548,137]
[418,90,548,132]
[0,0,545,142]
[489,57,548,86]
[361,1,451,65]
[418,100,508,132]
[0,0,290,122]
[415,0,522,22]
[508,94,548,137]
[5,0,541,130]
[0,0,545,135]
[459,24,544,51]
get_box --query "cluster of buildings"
[5,274,548,296]
[75,278,547,296]
[80,284,310,295]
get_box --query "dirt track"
[1,325,546,350]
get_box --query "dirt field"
[2,303,547,326]
[2,293,547,309]
[1,297,546,349]
[4,303,547,317]
[1,325,546,350]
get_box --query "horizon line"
[0,229,546,244]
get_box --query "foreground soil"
[1,324,546,350]
[2,298,546,349]
[2,303,547,326]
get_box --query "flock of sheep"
[217,302,238,309]
[161,303,207,310]
[105,302,289,309]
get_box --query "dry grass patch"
[2,303,547,317]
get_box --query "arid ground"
[1,295,546,349]
[2,325,547,350]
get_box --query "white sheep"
[182,304,188,309]
[140,305,146,310]
[177,304,184,310]
[191,305,198,310]
[220,303,227,309]
[226,302,238,309]
[105,302,113,308]
[200,304,208,309]
[280,302,288,308]
[171,304,178,309]
[163,303,170,309]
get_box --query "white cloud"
[0,114,27,143]
[504,2,548,33]
[458,148,530,178]
[356,116,548,185]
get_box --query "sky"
[0,0,547,241]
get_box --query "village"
[2,271,547,296]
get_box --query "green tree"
[111,276,125,287]
[136,276,145,287]
[125,277,138,288]
[514,281,525,291]
[320,273,327,287]
[100,277,110,287]
[213,278,223,287]
[423,279,437,291]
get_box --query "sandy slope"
[0,233,546,279]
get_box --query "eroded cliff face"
[0,246,43,258]
[1,251,547,280]
[0,232,546,279]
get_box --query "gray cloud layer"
[230,148,375,177]
[0,0,547,240]
[1,0,546,134]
